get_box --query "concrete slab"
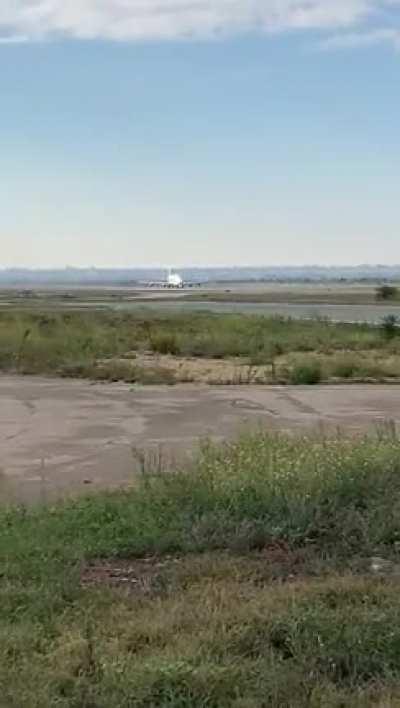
[1,376,400,503]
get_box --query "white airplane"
[144,268,185,289]
[166,268,184,288]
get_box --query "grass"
[183,288,384,305]
[2,431,400,705]
[1,308,400,384]
[181,283,400,305]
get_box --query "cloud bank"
[0,0,398,44]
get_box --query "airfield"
[2,280,400,503]
[2,280,400,322]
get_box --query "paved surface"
[1,376,400,503]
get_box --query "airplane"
[166,268,184,288]
[143,268,185,289]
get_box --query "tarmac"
[1,375,400,503]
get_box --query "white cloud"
[0,0,398,43]
[320,27,400,50]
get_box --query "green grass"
[2,431,400,705]
[1,308,399,384]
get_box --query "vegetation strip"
[1,309,400,384]
[2,431,400,705]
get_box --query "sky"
[1,1,400,268]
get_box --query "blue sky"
[1,1,400,267]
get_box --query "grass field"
[2,283,400,308]
[1,308,400,384]
[2,430,400,706]
[175,282,400,305]
[182,288,387,305]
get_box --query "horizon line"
[1,264,400,271]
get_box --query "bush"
[289,360,322,385]
[330,356,358,379]
[149,332,180,355]
[381,315,399,340]
[376,284,399,301]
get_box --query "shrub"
[381,315,399,340]
[330,356,358,379]
[149,332,180,355]
[289,360,322,385]
[376,284,399,301]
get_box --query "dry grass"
[1,308,400,385]
[95,349,400,385]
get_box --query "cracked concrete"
[1,376,400,503]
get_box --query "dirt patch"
[100,350,400,386]
[81,556,182,595]
[260,541,314,582]
[104,352,272,384]
[81,546,316,597]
